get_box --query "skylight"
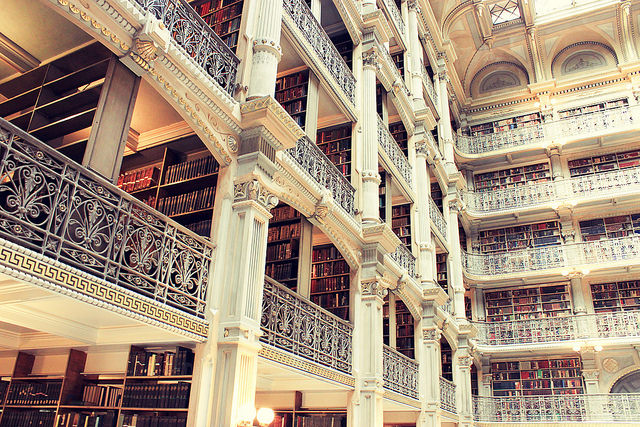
[490,0,521,24]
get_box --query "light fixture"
[237,404,257,426]
[572,343,582,352]
[594,344,603,352]
[257,407,275,426]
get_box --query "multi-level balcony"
[439,376,457,413]
[383,345,420,399]
[378,115,414,195]
[429,196,447,241]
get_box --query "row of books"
[317,140,351,155]
[157,186,216,217]
[312,245,342,262]
[122,383,190,408]
[127,347,194,377]
[266,241,298,260]
[118,166,160,193]
[391,205,410,217]
[57,411,116,427]
[164,156,218,185]
[275,85,307,104]
[185,219,212,237]
[391,217,409,227]
[311,292,348,309]
[311,260,348,277]
[311,275,349,292]
[271,205,300,222]
[139,194,156,208]
[0,409,56,426]
[268,222,301,242]
[209,17,241,38]
[5,381,62,405]
[317,126,350,143]
[191,0,240,15]
[558,99,627,118]
[276,72,308,92]
[0,380,7,404]
[118,414,186,427]
[221,32,239,50]
[282,99,305,115]
[197,2,242,22]
[81,384,123,407]
[324,152,350,165]
[265,261,297,282]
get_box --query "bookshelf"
[473,162,551,192]
[389,121,408,156]
[275,70,309,129]
[558,98,628,119]
[311,244,350,320]
[0,43,112,164]
[491,358,583,397]
[465,295,472,320]
[330,33,353,71]
[316,124,352,179]
[477,220,561,253]
[379,170,387,222]
[591,280,640,313]
[569,149,640,177]
[189,0,244,51]
[431,182,443,211]
[440,338,453,381]
[579,213,640,241]
[471,365,478,396]
[436,253,447,291]
[467,112,541,136]
[383,295,390,346]
[266,204,303,291]
[376,84,384,117]
[391,204,411,248]
[391,52,404,77]
[272,411,346,427]
[119,135,219,238]
[395,299,415,358]
[484,283,571,322]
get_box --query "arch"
[611,369,640,393]
[442,0,475,40]
[467,59,530,98]
[551,41,618,79]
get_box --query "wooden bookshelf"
[579,213,640,241]
[273,410,346,427]
[395,299,415,358]
[311,244,350,320]
[376,84,384,117]
[467,112,541,136]
[330,33,352,71]
[484,283,571,322]
[591,280,640,313]
[383,294,390,346]
[189,0,244,52]
[558,98,628,119]
[436,253,447,291]
[316,124,352,179]
[491,358,583,397]
[471,365,478,396]
[0,43,112,164]
[569,148,640,177]
[266,204,302,291]
[440,338,453,381]
[119,135,219,238]
[465,295,472,320]
[389,121,408,156]
[379,170,387,222]
[391,52,404,77]
[477,220,561,253]
[391,204,411,248]
[275,70,309,129]
[474,162,551,192]
[431,182,443,211]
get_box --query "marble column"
[247,0,283,99]
[415,139,435,284]
[361,50,382,224]
[407,0,424,103]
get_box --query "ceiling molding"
[0,32,39,73]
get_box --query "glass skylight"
[490,0,521,24]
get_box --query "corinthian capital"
[362,51,379,70]
[360,278,388,298]
[234,179,279,211]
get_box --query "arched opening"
[611,370,640,393]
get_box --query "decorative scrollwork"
[360,279,388,298]
[377,116,413,188]
[429,196,447,239]
[389,244,417,278]
[234,179,279,211]
[383,345,419,399]
[440,376,457,413]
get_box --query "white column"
[247,0,283,99]
[446,196,465,320]
[546,145,564,180]
[407,0,424,103]
[415,141,435,284]
[361,50,382,224]
[437,69,457,175]
[418,313,442,427]
[454,348,474,426]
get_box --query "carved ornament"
[234,179,279,211]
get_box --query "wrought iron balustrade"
[473,394,640,423]
[594,310,640,339]
[429,197,447,239]
[439,376,457,413]
[377,116,413,188]
[261,277,353,374]
[283,0,356,104]
[378,0,405,38]
[420,63,438,107]
[383,345,419,399]
[456,123,544,155]
[133,0,239,95]
[462,245,565,276]
[378,44,410,98]
[285,136,355,216]
[389,244,417,278]
[0,119,212,318]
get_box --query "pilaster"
[415,136,435,286]
[247,0,283,99]
[407,0,424,105]
[446,195,465,320]
[454,334,474,427]
[417,300,442,427]
[361,49,382,224]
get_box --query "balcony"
[463,166,640,216]
[440,376,457,413]
[133,0,239,95]
[462,235,640,278]
[378,0,406,43]
[389,244,418,279]
[420,62,438,109]
[0,119,211,322]
[377,116,413,190]
[383,344,419,399]
[456,105,639,156]
[474,310,640,346]
[429,196,447,240]
[260,277,353,374]
[473,394,640,423]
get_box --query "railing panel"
[420,62,438,107]
[474,317,577,345]
[389,244,417,278]
[133,0,239,95]
[456,124,544,155]
[378,0,405,38]
[429,197,447,239]
[383,345,419,399]
[377,116,413,188]
[595,310,640,339]
[261,277,353,374]
[0,119,212,318]
[440,376,457,413]
[462,244,565,276]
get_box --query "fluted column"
[407,0,424,103]
[446,195,465,320]
[546,145,564,180]
[415,140,435,284]
[361,50,382,223]
[417,315,442,427]
[247,0,283,99]
[437,69,456,174]
[454,349,474,426]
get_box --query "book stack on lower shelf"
[474,162,551,192]
[491,358,584,396]
[484,284,571,322]
[316,124,352,179]
[569,148,640,177]
[477,220,561,253]
[276,70,309,129]
[467,112,541,136]
[558,98,628,119]
[391,204,411,248]
[273,411,346,427]
[591,280,640,312]
[579,213,640,241]
[395,299,415,358]
[266,204,302,291]
[311,244,350,320]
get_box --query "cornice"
[362,223,402,254]
[240,96,305,150]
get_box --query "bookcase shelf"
[441,338,452,381]
[391,204,411,248]
[477,220,561,254]
[436,253,447,291]
[119,135,219,239]
[467,112,541,136]
[383,295,390,346]
[558,98,628,119]
[266,204,303,291]
[311,244,350,321]
[389,121,408,157]
[395,299,415,358]
[273,410,346,427]
[474,162,551,192]
[431,182,443,211]
[465,294,472,320]
[484,283,571,322]
[391,52,404,77]
[591,280,640,312]
[316,124,352,179]
[569,148,640,177]
[330,33,352,71]
[189,0,244,51]
[276,70,309,129]
[579,213,640,241]
[491,358,583,397]
[376,84,384,117]
[0,43,112,164]
[379,170,387,222]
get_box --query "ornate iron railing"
[463,166,640,214]
[378,0,405,38]
[420,62,438,107]
[594,310,640,339]
[0,119,212,318]
[260,277,353,374]
[429,197,447,239]
[440,376,457,413]
[377,116,413,187]
[389,244,417,278]
[441,299,453,315]
[456,105,639,155]
[473,394,640,422]
[383,345,419,399]
[283,0,356,104]
[133,0,239,95]
[378,44,410,98]
[286,136,355,216]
